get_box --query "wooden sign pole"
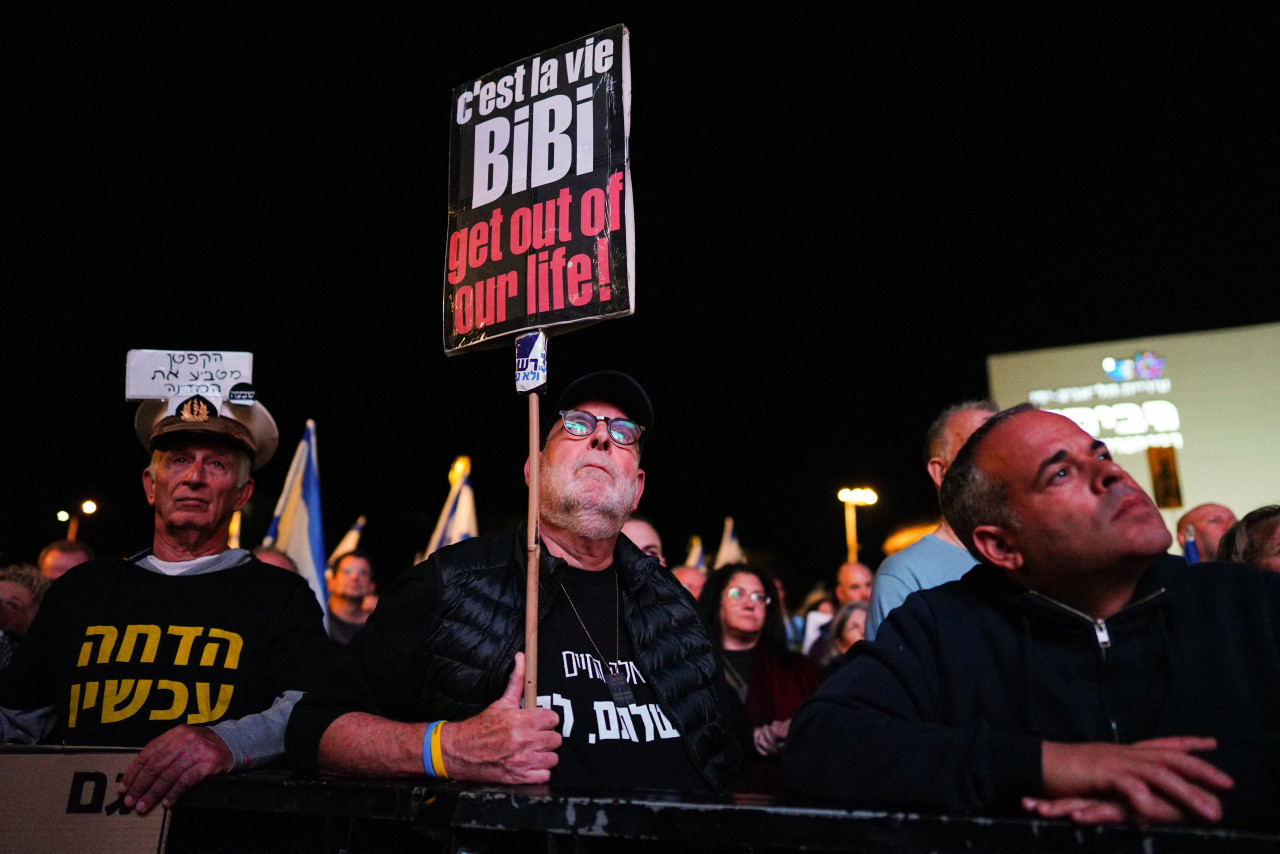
[524,389,541,710]
[516,330,548,710]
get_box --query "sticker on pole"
[444,24,635,355]
[515,331,548,393]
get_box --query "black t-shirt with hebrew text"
[537,565,709,792]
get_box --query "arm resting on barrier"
[1034,738,1232,829]
[210,690,303,770]
[118,691,305,814]
[119,724,234,814]
[317,652,561,784]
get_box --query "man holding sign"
[286,371,736,791]
[0,392,329,813]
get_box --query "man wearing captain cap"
[286,371,736,792]
[0,392,329,813]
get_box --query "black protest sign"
[445,24,633,354]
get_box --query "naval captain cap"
[134,392,279,470]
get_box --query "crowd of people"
[2,373,1280,833]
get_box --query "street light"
[837,487,878,562]
[63,499,98,540]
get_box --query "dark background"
[6,5,1278,598]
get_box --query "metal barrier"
[168,769,1280,854]
[4,748,1276,853]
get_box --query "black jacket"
[286,530,737,791]
[783,555,1280,827]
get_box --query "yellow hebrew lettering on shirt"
[102,679,153,723]
[68,681,99,729]
[186,683,234,724]
[69,683,80,728]
[78,626,118,667]
[149,680,188,720]
[118,625,162,663]
[199,629,243,669]
[167,626,203,665]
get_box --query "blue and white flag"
[419,456,478,563]
[262,420,327,622]
[714,516,746,568]
[327,515,366,567]
[684,535,705,569]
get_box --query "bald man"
[1176,503,1237,563]
[807,562,873,666]
[867,401,997,639]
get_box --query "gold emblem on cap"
[178,397,211,423]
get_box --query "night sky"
[7,5,1279,598]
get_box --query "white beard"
[539,451,638,541]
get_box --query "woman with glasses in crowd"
[698,564,822,792]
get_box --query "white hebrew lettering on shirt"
[559,649,645,683]
[587,701,680,744]
[536,692,576,737]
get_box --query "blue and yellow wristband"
[422,720,449,779]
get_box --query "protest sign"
[0,747,169,853]
[445,24,633,354]
[125,349,254,401]
[442,26,635,699]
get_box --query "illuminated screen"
[987,322,1280,551]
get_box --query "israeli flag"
[714,516,747,568]
[419,456,478,562]
[263,420,328,623]
[327,515,367,567]
[684,535,705,569]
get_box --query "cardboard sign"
[445,24,634,354]
[125,349,254,401]
[0,748,169,853]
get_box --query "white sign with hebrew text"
[126,349,254,401]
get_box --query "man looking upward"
[787,405,1280,829]
[286,372,735,792]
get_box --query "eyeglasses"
[558,409,645,446]
[725,586,771,605]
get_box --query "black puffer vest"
[414,530,736,792]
